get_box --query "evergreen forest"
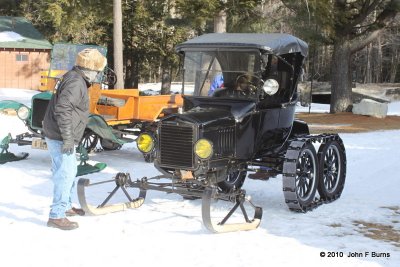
[1,0,400,112]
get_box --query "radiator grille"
[31,98,49,129]
[159,124,194,168]
[217,127,235,156]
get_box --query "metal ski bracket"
[201,187,263,233]
[77,173,147,216]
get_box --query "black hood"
[162,96,256,126]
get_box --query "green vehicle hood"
[0,100,28,112]
[0,92,52,113]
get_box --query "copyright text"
[319,251,391,258]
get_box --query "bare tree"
[113,0,124,89]
[214,9,227,33]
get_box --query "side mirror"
[263,79,279,95]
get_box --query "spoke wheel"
[295,143,318,205]
[318,141,346,200]
[102,67,117,88]
[218,164,247,193]
[79,130,99,153]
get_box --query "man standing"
[43,48,107,230]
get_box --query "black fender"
[290,119,310,137]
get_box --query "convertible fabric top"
[176,33,308,57]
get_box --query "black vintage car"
[77,33,346,233]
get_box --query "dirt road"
[296,112,400,133]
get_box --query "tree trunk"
[125,58,133,88]
[389,46,399,83]
[373,36,382,83]
[160,54,171,95]
[364,44,371,83]
[160,67,171,95]
[113,0,124,89]
[214,9,227,33]
[124,54,139,89]
[330,40,353,113]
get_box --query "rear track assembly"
[283,134,346,212]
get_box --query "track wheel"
[283,141,319,211]
[295,143,318,206]
[317,140,346,200]
[218,164,247,193]
[79,130,99,153]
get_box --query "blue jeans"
[45,138,77,219]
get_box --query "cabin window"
[16,54,28,61]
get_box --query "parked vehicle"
[77,33,346,233]
[0,44,183,172]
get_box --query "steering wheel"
[101,67,117,88]
[235,74,259,95]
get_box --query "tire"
[218,164,247,193]
[317,140,346,200]
[294,143,318,206]
[79,130,99,153]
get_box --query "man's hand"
[62,141,75,155]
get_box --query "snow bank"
[0,88,399,267]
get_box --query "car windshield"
[182,50,261,99]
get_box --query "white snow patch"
[0,88,399,267]
[0,31,25,42]
[297,101,400,116]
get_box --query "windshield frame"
[181,49,263,100]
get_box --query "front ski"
[201,187,262,233]
[76,145,107,176]
[0,152,29,164]
[0,134,29,164]
[77,173,146,215]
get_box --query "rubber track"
[282,134,347,212]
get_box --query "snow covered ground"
[0,88,399,267]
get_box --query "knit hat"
[75,48,107,71]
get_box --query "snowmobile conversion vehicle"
[77,33,347,233]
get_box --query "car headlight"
[137,133,155,153]
[17,106,30,120]
[194,139,213,159]
[263,79,279,95]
